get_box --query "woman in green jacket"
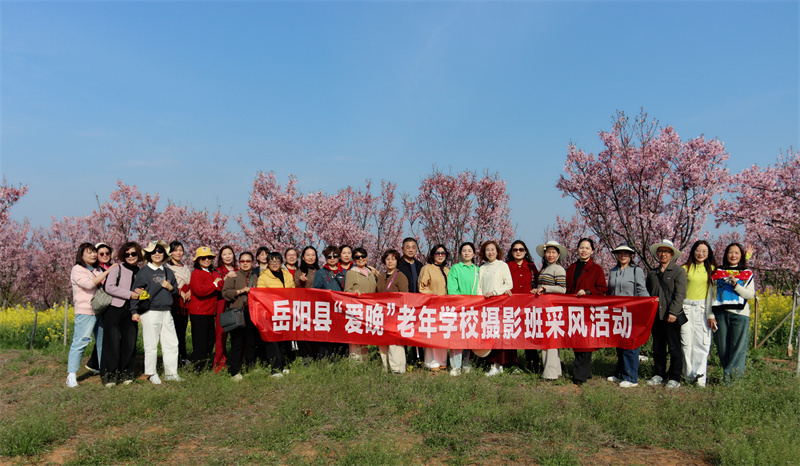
[446,242,480,376]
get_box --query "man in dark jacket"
[646,239,687,389]
[396,237,425,365]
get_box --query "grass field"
[0,345,797,465]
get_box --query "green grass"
[0,347,797,464]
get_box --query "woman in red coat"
[499,240,538,371]
[212,245,238,373]
[566,238,608,386]
[189,247,223,371]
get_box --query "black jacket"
[646,262,687,321]
[397,258,424,293]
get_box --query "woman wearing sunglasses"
[189,246,223,370]
[418,244,450,371]
[130,240,181,384]
[344,247,377,361]
[101,241,144,387]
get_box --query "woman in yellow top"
[680,240,716,387]
[255,251,293,375]
[418,244,450,371]
[344,247,377,361]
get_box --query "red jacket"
[566,258,608,352]
[507,260,538,293]
[213,265,237,315]
[566,258,607,296]
[189,269,221,316]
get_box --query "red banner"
[248,288,658,350]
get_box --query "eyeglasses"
[153,249,166,255]
[353,254,367,260]
[199,256,214,261]
[268,259,282,263]
[512,248,525,252]
[434,251,446,256]
[98,252,111,257]
[240,259,252,263]
[326,254,339,259]
[657,250,673,255]
[124,252,138,258]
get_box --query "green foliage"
[0,412,69,456]
[0,349,797,463]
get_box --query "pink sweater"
[70,265,101,315]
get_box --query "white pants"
[541,348,562,379]
[680,299,711,386]
[378,345,406,373]
[140,310,179,377]
[424,347,448,368]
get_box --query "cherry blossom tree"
[716,149,800,291]
[0,180,32,306]
[240,172,403,265]
[403,168,515,259]
[542,214,616,272]
[556,109,729,269]
[238,172,307,253]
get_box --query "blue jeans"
[714,310,749,384]
[67,314,102,373]
[614,347,640,383]
[449,349,472,370]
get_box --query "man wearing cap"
[645,239,687,389]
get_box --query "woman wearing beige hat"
[130,240,182,384]
[606,244,649,388]
[533,241,568,380]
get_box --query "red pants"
[213,305,228,372]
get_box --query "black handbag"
[220,307,245,332]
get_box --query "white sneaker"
[646,375,663,386]
[639,355,650,362]
[271,372,284,378]
[104,382,116,388]
[449,368,461,377]
[282,368,290,375]
[428,361,441,371]
[619,381,638,388]
[665,380,680,389]
[486,364,503,377]
[66,373,78,388]
[232,373,243,382]
[462,366,472,374]
[607,376,622,383]
[164,374,184,382]
[122,380,134,386]
[149,374,162,385]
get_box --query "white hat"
[649,239,681,261]
[535,241,568,260]
[611,244,636,255]
[142,240,172,258]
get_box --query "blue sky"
[2,1,798,243]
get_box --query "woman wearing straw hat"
[606,244,649,388]
[645,239,687,389]
[533,240,569,380]
[130,240,182,384]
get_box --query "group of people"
[66,235,754,388]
